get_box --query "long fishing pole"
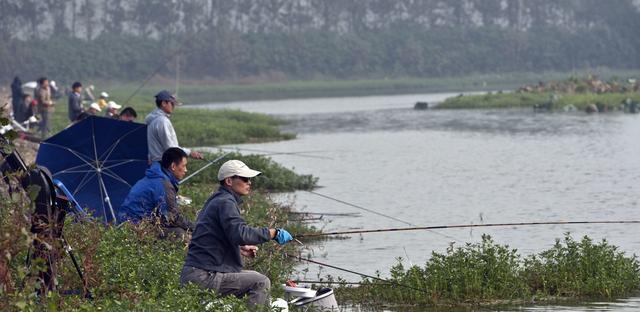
[179,152,230,185]
[295,220,640,238]
[123,28,205,105]
[221,147,333,160]
[286,253,427,293]
[305,190,464,242]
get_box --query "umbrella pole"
[97,173,117,222]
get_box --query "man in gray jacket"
[68,82,83,122]
[180,160,293,307]
[145,90,202,162]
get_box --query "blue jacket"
[183,186,271,273]
[118,162,191,229]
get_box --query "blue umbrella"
[36,116,148,223]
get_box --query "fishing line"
[123,28,206,105]
[179,152,230,185]
[286,253,427,293]
[220,147,334,160]
[295,220,640,238]
[305,190,464,243]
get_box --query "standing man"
[180,160,293,307]
[68,82,83,122]
[145,90,202,162]
[11,77,24,122]
[34,77,54,138]
[118,148,194,238]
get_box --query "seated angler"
[118,147,194,238]
[180,160,293,307]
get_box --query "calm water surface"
[199,93,640,311]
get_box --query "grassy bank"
[332,234,640,309]
[65,69,640,104]
[0,148,319,311]
[47,89,294,147]
[439,91,640,111]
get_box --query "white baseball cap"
[89,102,102,112]
[100,92,109,98]
[107,101,121,109]
[217,160,262,181]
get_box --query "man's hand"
[190,151,204,159]
[240,245,258,258]
[274,228,293,245]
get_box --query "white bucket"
[290,287,339,311]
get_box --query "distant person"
[49,80,61,100]
[68,82,84,122]
[22,94,35,123]
[119,107,138,122]
[87,102,101,115]
[97,92,109,109]
[105,101,121,118]
[34,77,55,138]
[145,90,202,162]
[180,160,293,307]
[84,85,95,102]
[11,77,24,122]
[118,147,194,238]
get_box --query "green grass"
[439,91,640,111]
[0,149,320,311]
[85,68,640,103]
[333,234,640,308]
[47,88,294,147]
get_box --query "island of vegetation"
[439,75,640,113]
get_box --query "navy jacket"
[183,186,271,273]
[68,92,83,122]
[118,162,192,230]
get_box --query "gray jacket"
[68,92,83,122]
[183,186,271,273]
[145,108,191,161]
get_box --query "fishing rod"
[220,147,333,160]
[295,220,640,239]
[179,152,230,185]
[123,28,205,105]
[286,253,427,293]
[305,190,464,243]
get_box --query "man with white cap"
[105,101,121,118]
[87,102,101,115]
[97,91,109,109]
[181,160,293,307]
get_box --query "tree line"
[2,0,640,83]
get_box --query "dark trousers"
[180,266,270,306]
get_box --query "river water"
[197,92,640,310]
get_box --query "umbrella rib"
[101,159,146,170]
[73,171,97,195]
[55,163,94,174]
[40,142,96,169]
[98,124,146,161]
[58,169,99,174]
[101,168,132,187]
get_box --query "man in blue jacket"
[118,147,194,238]
[180,160,293,307]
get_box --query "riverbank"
[328,234,640,310]
[0,143,319,311]
[48,90,294,147]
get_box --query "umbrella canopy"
[36,116,148,222]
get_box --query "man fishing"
[145,90,202,162]
[118,147,194,239]
[180,160,293,307]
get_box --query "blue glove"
[274,228,293,245]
